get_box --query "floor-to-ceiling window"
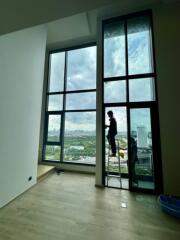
[43,44,97,165]
[102,11,162,193]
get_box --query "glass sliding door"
[129,107,155,190]
[105,106,128,189]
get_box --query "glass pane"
[48,94,63,111]
[105,107,128,189]
[130,108,155,190]
[67,46,96,90]
[129,78,155,102]
[49,52,65,92]
[45,145,61,161]
[66,92,96,110]
[47,115,61,142]
[64,112,96,164]
[104,80,126,103]
[104,21,125,78]
[128,16,153,75]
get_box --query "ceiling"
[0,0,166,36]
[47,0,179,47]
[0,0,178,38]
[0,0,121,35]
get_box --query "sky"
[48,19,154,134]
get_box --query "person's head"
[107,110,113,119]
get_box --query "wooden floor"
[0,172,180,240]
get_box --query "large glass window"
[103,11,161,193]
[43,45,96,165]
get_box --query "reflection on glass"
[67,46,96,90]
[48,95,63,111]
[130,108,155,190]
[104,21,125,78]
[47,115,61,142]
[45,145,61,161]
[129,78,155,102]
[104,80,126,103]
[66,92,96,110]
[49,52,65,92]
[105,107,128,178]
[128,16,153,75]
[63,112,96,164]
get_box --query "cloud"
[67,46,96,90]
[104,35,125,77]
[48,24,154,135]
[49,52,65,92]
[48,115,60,131]
[65,112,96,131]
[66,92,96,110]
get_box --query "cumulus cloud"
[67,46,96,90]
[65,112,96,132]
[48,24,154,134]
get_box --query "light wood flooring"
[0,172,180,240]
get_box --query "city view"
[46,126,153,178]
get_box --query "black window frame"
[102,10,163,194]
[42,43,97,166]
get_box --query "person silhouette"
[105,111,117,157]
[130,137,138,185]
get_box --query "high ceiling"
[0,0,178,36]
[0,0,165,36]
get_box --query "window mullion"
[59,51,67,162]
[124,19,129,103]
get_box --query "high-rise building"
[137,126,148,148]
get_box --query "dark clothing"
[108,118,117,136]
[107,117,117,155]
[107,134,116,155]
[130,137,138,184]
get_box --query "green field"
[64,136,96,161]
[45,135,153,177]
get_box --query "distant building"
[137,126,148,148]
[70,146,84,150]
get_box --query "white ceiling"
[0,0,178,39]
[46,0,166,46]
[0,0,121,35]
[47,13,91,45]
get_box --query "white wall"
[153,3,180,196]
[0,25,47,208]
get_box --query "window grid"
[102,11,162,193]
[43,44,96,165]
[103,15,155,103]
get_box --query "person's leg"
[110,136,116,155]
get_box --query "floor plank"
[0,172,179,240]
